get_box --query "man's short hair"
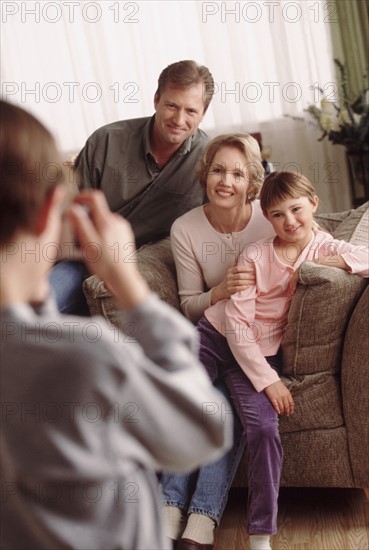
[156,60,214,113]
[0,100,66,242]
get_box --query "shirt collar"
[143,116,154,158]
[143,115,195,160]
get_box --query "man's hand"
[211,264,256,304]
[264,380,294,416]
[68,190,149,310]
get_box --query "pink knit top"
[205,230,369,392]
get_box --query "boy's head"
[259,171,318,215]
[0,100,66,243]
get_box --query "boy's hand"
[29,279,51,308]
[68,190,149,310]
[264,380,294,416]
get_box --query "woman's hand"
[211,264,256,304]
[68,190,149,310]
[264,380,294,416]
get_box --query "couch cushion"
[279,372,343,434]
[331,201,369,244]
[282,263,367,377]
[314,210,351,234]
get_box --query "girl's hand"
[211,264,256,304]
[315,254,349,270]
[264,381,295,416]
[287,268,300,296]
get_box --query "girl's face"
[206,146,250,209]
[266,195,318,248]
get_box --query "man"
[50,60,214,314]
[0,99,231,549]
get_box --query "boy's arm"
[116,293,233,472]
[69,190,232,472]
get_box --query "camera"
[59,205,90,261]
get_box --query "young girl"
[200,171,369,550]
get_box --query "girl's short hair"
[0,100,67,242]
[259,171,317,214]
[198,133,264,202]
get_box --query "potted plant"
[305,59,369,206]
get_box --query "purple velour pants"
[197,316,283,535]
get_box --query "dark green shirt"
[74,116,209,247]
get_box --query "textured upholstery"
[341,285,369,487]
[83,203,369,489]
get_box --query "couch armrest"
[341,284,369,486]
[83,237,180,329]
[280,264,367,436]
[282,262,367,377]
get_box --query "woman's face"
[205,146,251,209]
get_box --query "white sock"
[181,512,216,544]
[249,534,272,550]
[164,505,186,540]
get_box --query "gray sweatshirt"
[1,293,232,549]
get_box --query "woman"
[170,133,274,325]
[162,134,275,550]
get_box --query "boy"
[0,100,231,549]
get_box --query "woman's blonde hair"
[259,171,318,214]
[198,133,264,202]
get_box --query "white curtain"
[1,0,352,211]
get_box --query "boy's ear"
[34,185,65,236]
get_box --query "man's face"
[153,83,206,147]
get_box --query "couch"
[83,202,369,494]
